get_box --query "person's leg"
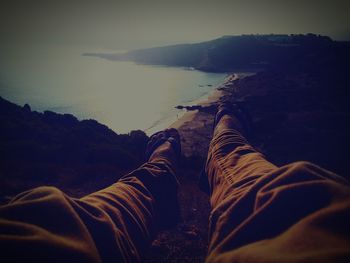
[0,129,180,263]
[205,105,350,262]
[205,107,277,253]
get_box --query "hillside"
[83,34,350,72]
[226,70,350,178]
[0,97,149,203]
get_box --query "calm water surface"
[0,45,227,134]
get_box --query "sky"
[1,0,350,50]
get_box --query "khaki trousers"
[1,117,350,262]
[205,115,350,262]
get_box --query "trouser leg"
[205,115,277,253]
[80,140,179,261]
[205,115,350,262]
[0,141,179,263]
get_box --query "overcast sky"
[1,0,349,50]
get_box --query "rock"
[23,104,31,113]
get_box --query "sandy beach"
[169,74,239,157]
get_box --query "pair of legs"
[1,107,350,262]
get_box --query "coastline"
[168,74,239,157]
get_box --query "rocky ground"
[143,75,238,263]
[144,108,216,263]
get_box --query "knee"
[287,161,347,184]
[31,186,65,199]
[11,186,66,204]
[280,161,320,180]
[290,161,316,172]
[279,161,343,184]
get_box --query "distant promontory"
[83,34,349,72]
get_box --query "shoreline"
[169,73,238,131]
[168,73,238,157]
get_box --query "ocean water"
[0,45,227,134]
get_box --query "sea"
[0,44,227,135]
